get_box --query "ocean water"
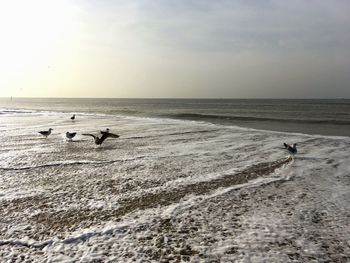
[0,98,349,262]
[1,98,350,136]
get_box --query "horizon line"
[1,97,349,100]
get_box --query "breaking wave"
[167,113,350,125]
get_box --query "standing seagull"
[66,132,77,141]
[39,128,53,138]
[82,131,119,145]
[70,114,75,121]
[284,143,297,155]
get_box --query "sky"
[0,0,349,98]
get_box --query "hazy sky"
[0,0,349,98]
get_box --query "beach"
[0,102,349,262]
[2,0,350,260]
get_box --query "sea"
[0,98,349,262]
[1,98,350,136]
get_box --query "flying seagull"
[66,132,77,141]
[82,131,119,145]
[70,114,75,120]
[39,128,53,138]
[284,143,297,154]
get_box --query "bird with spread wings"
[82,131,119,145]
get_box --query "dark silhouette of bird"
[284,143,297,154]
[39,128,53,138]
[82,131,119,145]
[70,114,75,120]
[66,132,77,141]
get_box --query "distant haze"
[0,0,349,98]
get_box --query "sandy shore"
[1,157,349,262]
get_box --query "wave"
[3,105,350,126]
[0,109,37,114]
[124,129,219,140]
[167,113,350,125]
[0,157,147,171]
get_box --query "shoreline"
[1,105,350,138]
[0,105,349,261]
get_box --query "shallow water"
[0,108,349,261]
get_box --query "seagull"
[66,132,77,141]
[82,131,119,145]
[38,128,53,138]
[284,143,297,155]
[70,114,75,121]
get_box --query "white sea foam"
[0,109,349,262]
